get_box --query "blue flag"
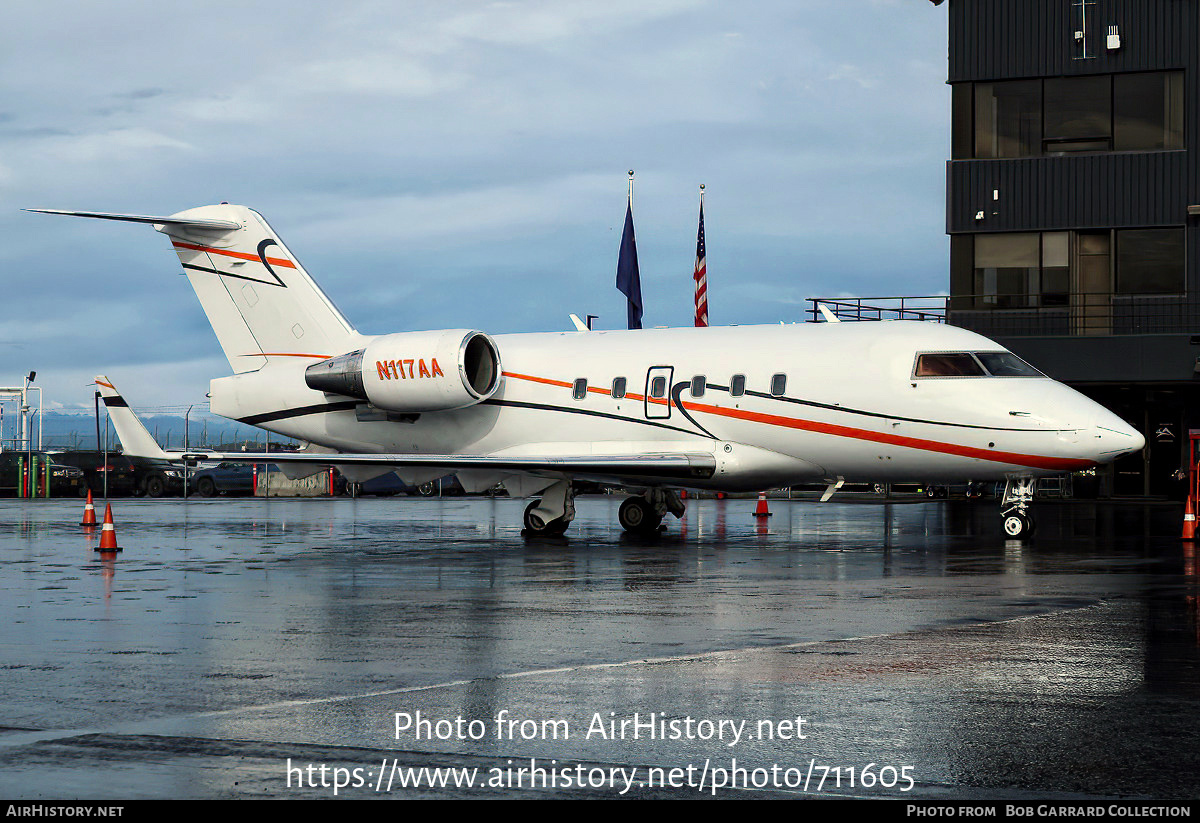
[616,201,642,330]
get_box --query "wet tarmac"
[0,495,1197,799]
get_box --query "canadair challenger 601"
[30,204,1144,538]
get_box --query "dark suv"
[190,462,257,497]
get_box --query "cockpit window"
[973,352,1043,377]
[913,351,1046,378]
[914,353,987,377]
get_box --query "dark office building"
[934,0,1200,497]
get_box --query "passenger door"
[644,366,673,420]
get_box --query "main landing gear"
[618,489,685,536]
[522,483,688,537]
[522,480,576,537]
[1000,476,1036,539]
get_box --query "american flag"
[693,201,708,327]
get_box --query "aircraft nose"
[1090,412,1144,459]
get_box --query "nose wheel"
[1002,511,1034,538]
[1000,476,1036,540]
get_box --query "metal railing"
[807,293,1200,337]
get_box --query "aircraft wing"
[176,450,717,482]
[94,373,716,485]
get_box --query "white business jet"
[31,204,1143,538]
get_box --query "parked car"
[129,457,187,497]
[351,472,466,497]
[189,462,257,497]
[51,451,140,496]
[0,452,85,497]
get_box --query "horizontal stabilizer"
[24,208,240,232]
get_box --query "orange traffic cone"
[96,504,123,553]
[80,490,98,528]
[753,491,772,518]
[1184,490,1196,541]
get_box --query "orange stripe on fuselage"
[172,241,296,269]
[501,371,1093,472]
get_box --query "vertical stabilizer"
[28,205,359,373]
[161,205,358,372]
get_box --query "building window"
[1116,229,1185,294]
[1114,72,1184,151]
[770,374,787,397]
[730,374,745,397]
[974,80,1042,159]
[1044,75,1111,154]
[1041,232,1070,307]
[572,378,587,400]
[690,376,705,398]
[956,71,1185,159]
[973,233,1040,308]
[954,228,1186,306]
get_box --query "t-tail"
[27,206,359,373]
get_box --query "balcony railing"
[806,294,1200,337]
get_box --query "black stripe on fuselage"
[235,397,703,438]
[238,401,359,426]
[483,398,706,438]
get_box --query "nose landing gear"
[1001,476,1036,539]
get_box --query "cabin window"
[650,376,667,398]
[611,377,626,398]
[572,378,587,400]
[914,353,987,378]
[690,376,705,398]
[770,374,787,397]
[730,374,746,397]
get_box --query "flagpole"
[616,170,643,330]
[694,183,708,328]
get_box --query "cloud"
[0,1,952,411]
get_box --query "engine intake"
[305,329,501,412]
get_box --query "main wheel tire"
[417,482,436,496]
[618,497,662,534]
[196,477,217,498]
[145,475,166,498]
[523,500,568,536]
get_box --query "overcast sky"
[0,0,949,414]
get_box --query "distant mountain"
[8,410,298,451]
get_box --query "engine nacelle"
[305,329,501,412]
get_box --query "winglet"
[94,376,171,461]
[569,314,590,332]
[25,209,240,232]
